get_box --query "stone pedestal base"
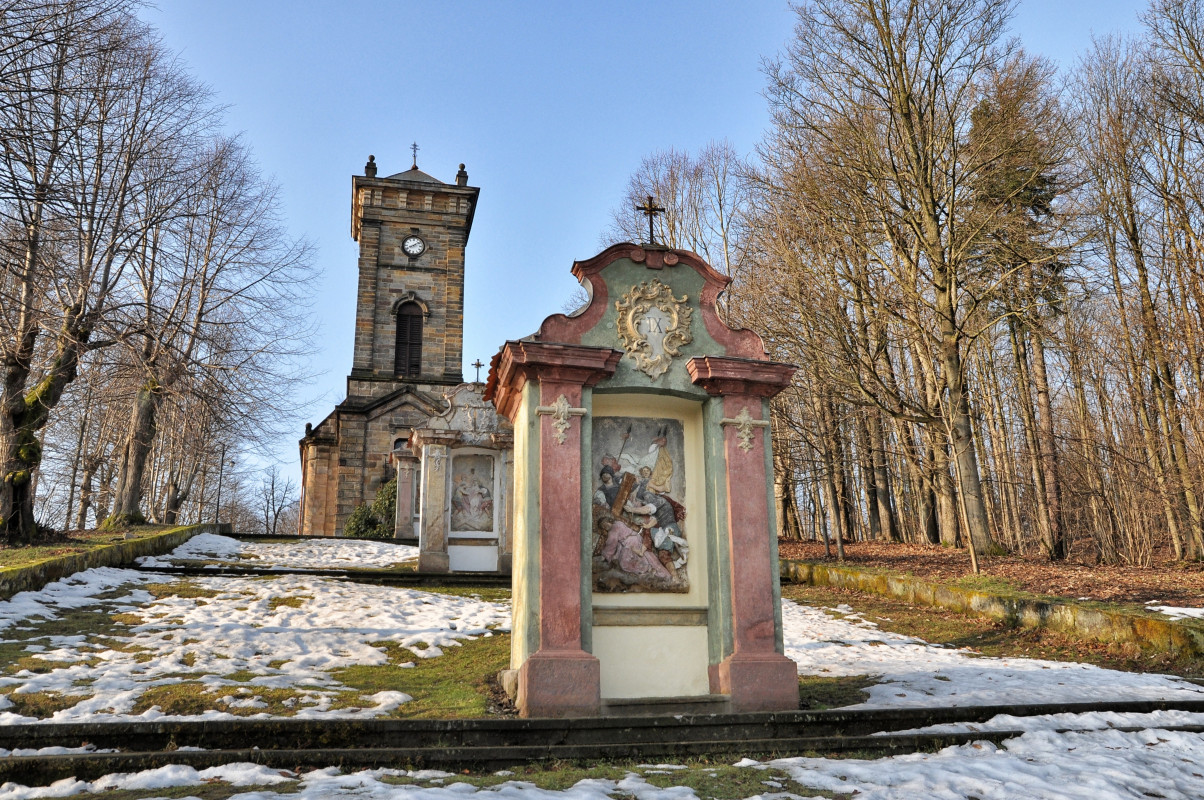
[418,552,449,573]
[518,650,601,718]
[716,652,799,712]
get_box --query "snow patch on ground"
[762,727,1204,799]
[781,599,1204,707]
[0,563,508,724]
[137,532,419,569]
[1147,603,1204,620]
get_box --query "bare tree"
[0,5,214,542]
[257,464,297,536]
[108,134,313,524]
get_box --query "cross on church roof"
[410,142,419,170]
[635,195,666,245]
[472,359,484,382]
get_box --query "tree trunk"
[76,460,95,530]
[941,328,995,557]
[1028,328,1067,559]
[857,414,882,540]
[1009,320,1057,557]
[112,380,162,521]
[868,413,901,542]
[2,325,87,543]
[930,434,960,548]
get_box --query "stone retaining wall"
[781,559,1204,658]
[0,524,216,601]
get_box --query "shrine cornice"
[487,341,622,421]
[686,356,796,398]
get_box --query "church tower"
[298,154,481,538]
[348,153,478,394]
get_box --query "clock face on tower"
[402,235,426,257]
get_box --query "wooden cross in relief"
[635,195,665,245]
[472,359,484,382]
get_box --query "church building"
[298,154,512,573]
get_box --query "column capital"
[410,428,460,448]
[686,356,795,398]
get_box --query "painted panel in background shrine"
[450,454,494,532]
[591,416,688,593]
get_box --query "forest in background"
[0,0,312,543]
[607,0,1204,567]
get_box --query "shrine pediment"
[488,244,770,400]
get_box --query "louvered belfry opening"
[395,302,424,377]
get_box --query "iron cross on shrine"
[472,359,485,382]
[410,142,419,168]
[635,195,665,245]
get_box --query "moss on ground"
[144,582,221,600]
[0,528,169,570]
[334,632,511,719]
[797,674,878,709]
[413,585,511,603]
[1,689,86,717]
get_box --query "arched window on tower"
[395,302,423,377]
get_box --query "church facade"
[298,156,512,573]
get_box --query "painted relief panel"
[591,417,688,592]
[450,454,494,532]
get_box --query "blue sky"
[142,1,1145,479]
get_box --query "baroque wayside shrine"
[486,243,798,716]
[298,155,513,574]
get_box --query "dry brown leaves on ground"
[777,539,1204,607]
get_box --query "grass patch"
[268,595,308,610]
[413,585,511,603]
[3,690,83,717]
[132,682,315,717]
[782,583,1204,680]
[145,581,221,600]
[110,612,145,626]
[797,674,878,709]
[333,631,511,718]
[10,655,87,674]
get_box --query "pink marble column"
[688,356,799,712]
[518,377,598,716]
[489,342,622,718]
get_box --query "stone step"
[4,698,1203,754]
[6,725,1204,786]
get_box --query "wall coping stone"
[0,524,218,601]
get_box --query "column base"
[717,652,799,712]
[517,649,601,718]
[418,552,449,573]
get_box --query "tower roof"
[385,166,444,183]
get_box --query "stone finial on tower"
[365,155,377,178]
[456,163,468,187]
